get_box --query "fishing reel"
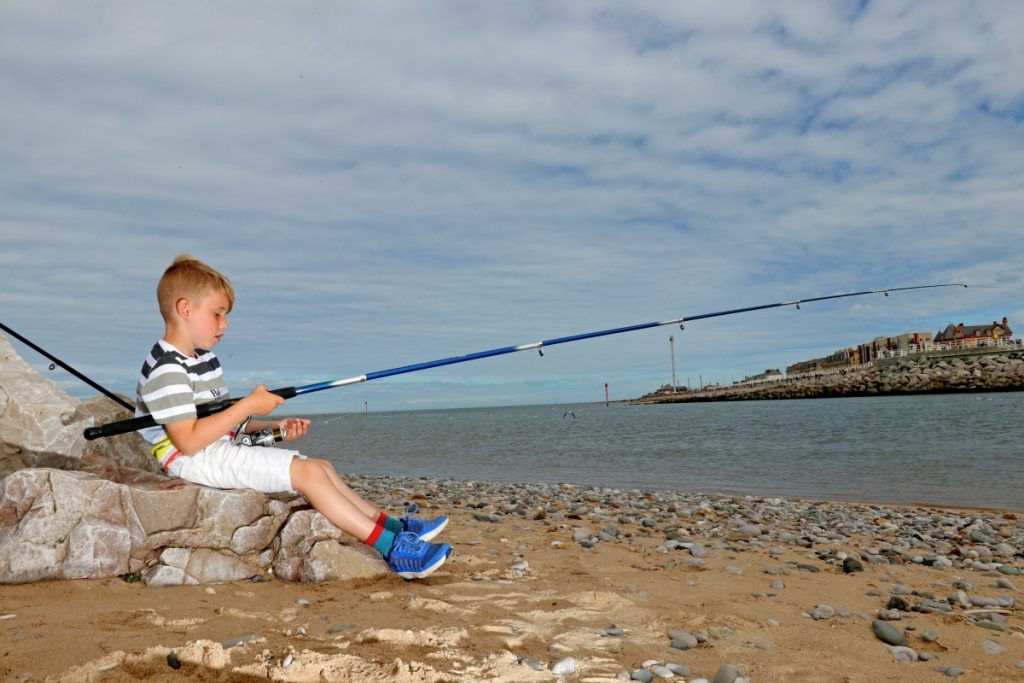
[232,415,286,447]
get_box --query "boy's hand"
[278,417,311,441]
[248,385,286,415]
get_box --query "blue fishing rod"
[83,283,967,440]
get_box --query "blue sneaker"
[402,514,449,542]
[386,532,452,580]
[401,503,449,541]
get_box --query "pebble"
[981,639,1006,655]
[996,577,1017,591]
[166,651,181,670]
[651,665,675,679]
[809,604,834,620]
[223,633,260,649]
[934,665,966,676]
[888,645,918,662]
[519,657,544,671]
[295,599,310,607]
[551,657,576,675]
[666,663,690,676]
[630,670,654,682]
[712,664,741,683]
[473,513,501,523]
[842,557,864,573]
[872,619,906,646]
[666,629,699,649]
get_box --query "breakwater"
[635,349,1024,403]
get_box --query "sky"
[1,1,1023,414]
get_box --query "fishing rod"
[0,320,134,411]
[83,283,966,440]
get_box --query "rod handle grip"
[83,387,299,441]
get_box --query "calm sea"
[295,392,1024,511]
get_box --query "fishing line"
[83,282,967,440]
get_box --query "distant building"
[786,348,857,376]
[934,317,1013,347]
[857,331,934,363]
[740,368,783,384]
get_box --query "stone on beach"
[0,468,387,585]
[0,332,158,482]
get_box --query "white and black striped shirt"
[135,339,229,445]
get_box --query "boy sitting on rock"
[135,254,451,579]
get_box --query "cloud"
[1,1,1022,410]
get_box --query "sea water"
[295,392,1024,510]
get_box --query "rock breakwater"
[636,350,1024,403]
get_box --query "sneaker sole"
[396,548,451,580]
[416,517,449,543]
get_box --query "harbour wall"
[634,349,1024,404]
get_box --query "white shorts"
[168,438,304,494]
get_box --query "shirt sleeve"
[139,361,198,425]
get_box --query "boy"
[136,254,451,579]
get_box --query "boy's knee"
[291,458,326,485]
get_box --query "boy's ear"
[174,298,190,319]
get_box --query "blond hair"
[157,254,235,322]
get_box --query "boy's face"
[181,289,231,350]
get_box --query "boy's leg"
[290,457,453,579]
[310,458,448,541]
[289,458,376,541]
[310,459,380,518]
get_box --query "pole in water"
[605,382,609,407]
[669,335,677,392]
[83,282,968,440]
[364,401,368,414]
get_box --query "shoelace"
[396,531,425,553]
[402,502,420,528]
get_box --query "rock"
[272,510,389,583]
[872,619,906,646]
[551,657,575,674]
[886,596,911,611]
[666,629,699,649]
[934,666,966,677]
[981,639,1006,655]
[630,670,654,683]
[0,467,388,586]
[712,664,741,683]
[810,604,835,620]
[0,333,158,481]
[889,645,918,662]
[842,557,864,573]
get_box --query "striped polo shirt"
[136,340,230,464]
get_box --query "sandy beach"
[1,475,1021,682]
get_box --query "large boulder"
[273,509,390,583]
[0,332,158,480]
[0,468,389,586]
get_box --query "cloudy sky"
[1,1,1022,413]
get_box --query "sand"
[1,497,1022,682]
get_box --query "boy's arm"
[165,385,285,455]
